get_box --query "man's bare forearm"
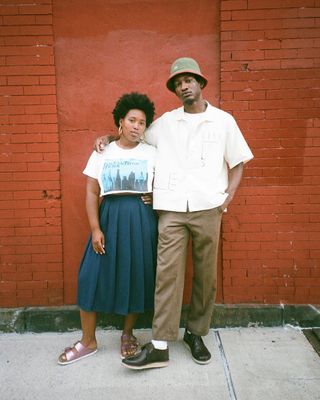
[226,162,244,201]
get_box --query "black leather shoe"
[122,342,169,370]
[183,330,211,364]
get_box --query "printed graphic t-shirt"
[83,141,156,196]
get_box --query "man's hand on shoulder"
[93,134,119,153]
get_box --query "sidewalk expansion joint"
[214,330,237,400]
[302,329,320,357]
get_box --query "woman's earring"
[118,124,123,135]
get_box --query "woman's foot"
[58,341,97,365]
[120,334,140,359]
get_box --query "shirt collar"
[175,101,216,122]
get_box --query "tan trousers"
[152,207,222,341]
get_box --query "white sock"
[152,340,168,350]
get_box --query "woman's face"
[119,109,146,146]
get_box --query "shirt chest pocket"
[201,132,220,161]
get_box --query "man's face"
[173,74,202,105]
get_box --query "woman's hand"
[92,228,105,255]
[141,193,153,205]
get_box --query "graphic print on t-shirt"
[100,158,148,195]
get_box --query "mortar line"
[214,330,237,400]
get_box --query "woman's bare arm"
[86,177,105,254]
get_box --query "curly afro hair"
[112,92,155,128]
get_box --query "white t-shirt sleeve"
[224,116,254,169]
[83,151,101,179]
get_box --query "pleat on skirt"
[77,195,158,315]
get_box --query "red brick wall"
[0,0,63,307]
[220,0,320,303]
[1,1,319,308]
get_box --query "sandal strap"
[121,334,139,343]
[64,341,86,361]
[74,341,85,352]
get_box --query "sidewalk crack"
[215,330,237,400]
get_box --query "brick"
[1,254,32,264]
[3,34,30,46]
[231,30,267,41]
[9,114,42,124]
[281,38,315,49]
[265,49,298,60]
[25,104,56,114]
[0,86,23,95]
[18,26,53,36]
[248,0,314,8]
[0,143,27,153]
[45,208,61,217]
[9,95,41,105]
[0,281,17,291]
[0,46,52,57]
[0,65,55,76]
[26,123,57,133]
[41,113,57,123]
[27,162,58,172]
[249,20,283,30]
[28,180,60,191]
[221,11,232,21]
[16,298,47,307]
[3,15,35,25]
[1,0,50,3]
[284,18,316,29]
[11,134,42,143]
[16,290,33,298]
[278,27,320,40]
[299,7,320,18]
[26,143,58,152]
[41,133,58,142]
[13,190,43,200]
[281,59,314,69]
[221,20,249,31]
[32,271,63,281]
[16,281,47,290]
[11,153,43,163]
[35,15,53,24]
[233,9,298,20]
[0,162,27,172]
[47,280,63,289]
[39,75,56,85]
[0,6,19,15]
[19,5,52,15]
[221,1,248,10]
[6,55,54,66]
[13,171,59,181]
[23,85,55,95]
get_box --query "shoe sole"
[122,361,169,370]
[183,340,211,365]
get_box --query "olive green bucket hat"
[166,57,208,92]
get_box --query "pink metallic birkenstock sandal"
[58,341,97,365]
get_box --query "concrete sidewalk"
[1,327,319,400]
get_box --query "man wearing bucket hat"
[94,57,253,369]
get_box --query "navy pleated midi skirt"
[77,195,158,315]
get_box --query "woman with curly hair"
[58,92,157,365]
